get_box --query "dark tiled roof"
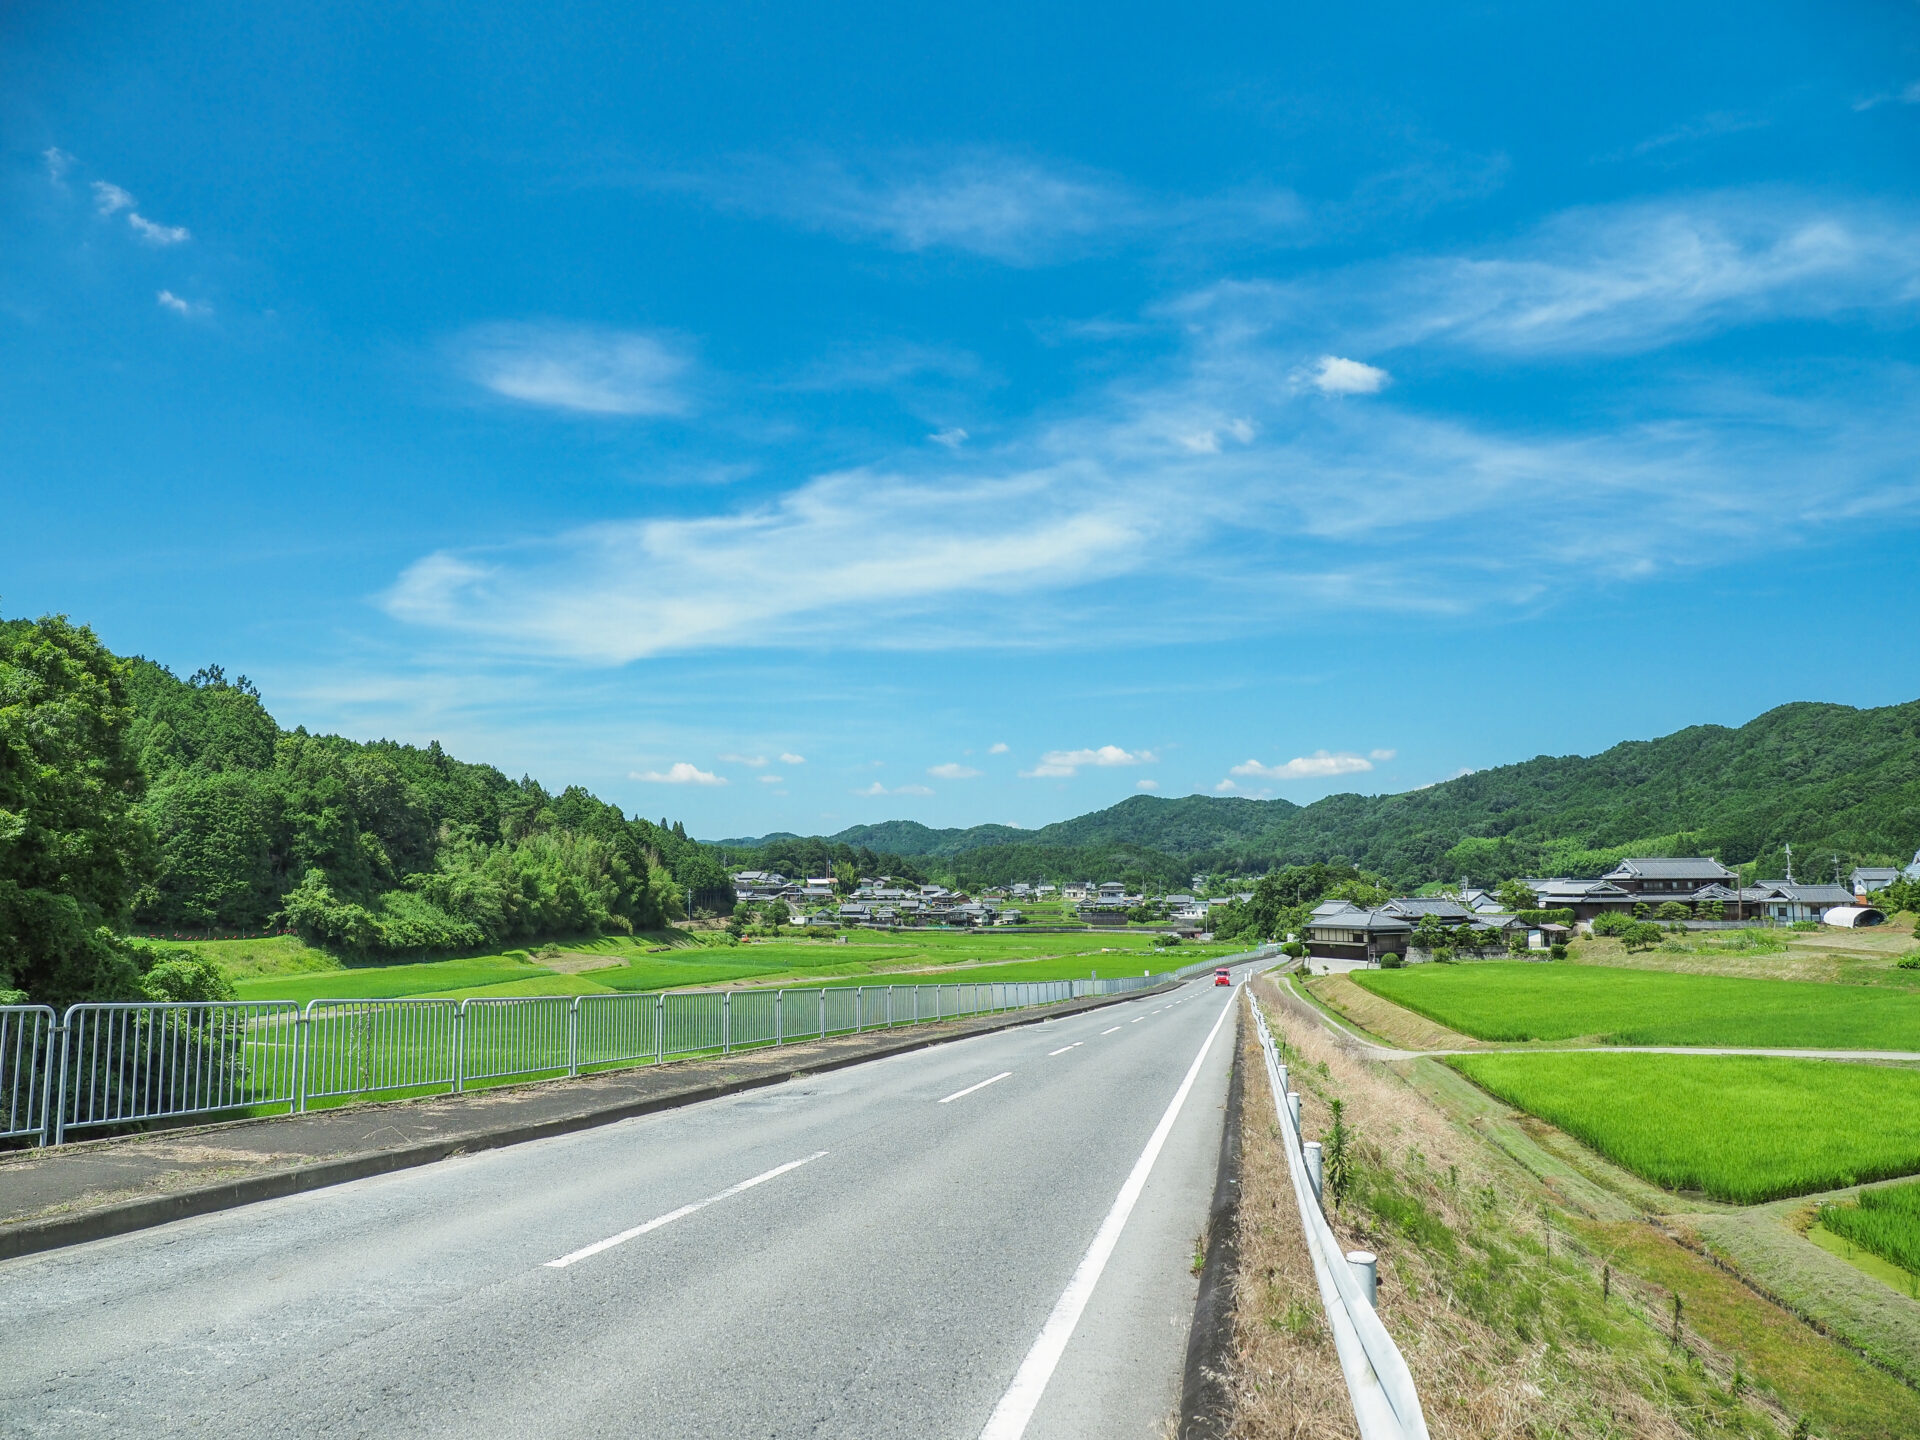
[1602,857,1736,880]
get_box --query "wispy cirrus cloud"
[928,762,981,779]
[389,190,1920,663]
[718,752,768,766]
[1202,192,1920,359]
[453,322,691,416]
[648,150,1307,266]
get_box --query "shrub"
[1378,952,1403,969]
[1622,921,1664,952]
[1897,952,1920,970]
[1549,943,1568,960]
[138,955,236,1003]
[1790,919,1820,931]
[1280,940,1307,959]
[1655,901,1691,921]
[1591,912,1635,937]
[1516,908,1575,927]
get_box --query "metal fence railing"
[1249,990,1429,1440]
[1,1005,56,1143]
[0,970,1182,1148]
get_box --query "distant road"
[0,966,1253,1438]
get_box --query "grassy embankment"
[150,928,1233,1004]
[1235,979,1920,1440]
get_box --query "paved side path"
[0,970,1251,1439]
[0,985,1171,1251]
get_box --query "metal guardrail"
[1249,990,1430,1440]
[0,973,1169,1147]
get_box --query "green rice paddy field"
[1354,962,1920,1049]
[1822,1179,1920,1278]
[1448,1052,1920,1203]
[158,929,1232,1004]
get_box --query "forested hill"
[721,699,1920,889]
[0,613,733,1005]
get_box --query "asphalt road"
[0,964,1254,1439]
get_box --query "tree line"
[0,613,732,1007]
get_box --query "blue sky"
[5,0,1919,838]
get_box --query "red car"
[1214,967,1232,986]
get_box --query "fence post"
[568,997,580,1078]
[654,994,664,1064]
[1304,1141,1324,1203]
[776,989,784,1046]
[855,988,863,1032]
[295,1005,310,1114]
[453,1000,468,1094]
[50,1009,73,1146]
[819,988,826,1038]
[723,992,731,1056]
[1347,1251,1378,1306]
[887,986,894,1027]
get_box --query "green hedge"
[1516,908,1575,926]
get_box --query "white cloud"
[1021,745,1155,778]
[1369,748,1397,761]
[1136,779,1159,791]
[1230,750,1377,780]
[988,742,1009,754]
[387,190,1920,661]
[759,775,783,784]
[686,153,1131,264]
[455,322,690,416]
[155,290,208,318]
[630,762,726,785]
[1854,81,1920,112]
[718,752,768,766]
[855,781,934,797]
[930,427,970,448]
[91,181,134,215]
[928,763,982,779]
[1281,194,1920,357]
[128,213,190,245]
[779,752,806,765]
[388,463,1163,662]
[43,148,73,183]
[1310,356,1389,395]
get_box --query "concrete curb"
[1179,996,1245,1440]
[0,982,1175,1264]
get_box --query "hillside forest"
[10,607,1920,1005]
[0,614,738,1006]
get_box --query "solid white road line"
[939,1071,1014,1104]
[976,985,1239,1440]
[1047,1043,1084,1057]
[1100,1026,1121,1036]
[545,1151,828,1268]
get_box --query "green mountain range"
[721,699,1920,889]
